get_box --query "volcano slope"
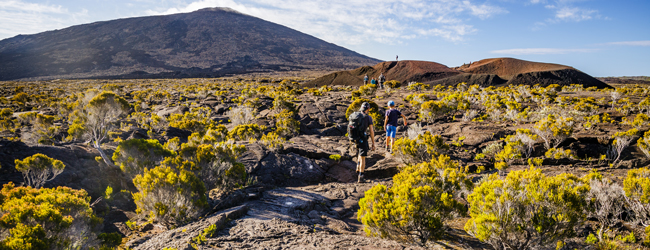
[308,57,611,89]
[0,7,379,81]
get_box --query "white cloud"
[553,6,597,22]
[490,48,599,55]
[528,0,602,28]
[606,41,650,46]
[0,0,88,39]
[145,0,507,45]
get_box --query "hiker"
[348,102,375,183]
[370,78,377,85]
[396,55,398,61]
[378,73,385,89]
[384,100,407,153]
[363,74,369,84]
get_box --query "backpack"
[347,111,368,142]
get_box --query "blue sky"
[0,0,648,77]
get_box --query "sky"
[0,0,649,77]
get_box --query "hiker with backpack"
[363,74,369,85]
[384,100,407,153]
[348,102,375,183]
[378,73,386,89]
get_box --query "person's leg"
[358,139,369,182]
[386,125,397,152]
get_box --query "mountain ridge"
[306,58,610,89]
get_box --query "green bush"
[14,153,65,188]
[419,100,451,122]
[261,132,285,152]
[67,91,131,167]
[532,114,574,149]
[465,167,589,249]
[639,130,650,159]
[393,132,449,165]
[273,110,300,138]
[623,167,650,203]
[165,141,247,192]
[0,183,102,249]
[227,124,265,141]
[18,112,60,145]
[132,165,208,226]
[168,107,214,133]
[112,138,175,178]
[384,80,401,89]
[358,155,471,245]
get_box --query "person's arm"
[384,113,389,131]
[401,113,407,126]
[370,123,376,151]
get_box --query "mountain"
[0,8,380,81]
[307,58,610,89]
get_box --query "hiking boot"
[358,173,365,183]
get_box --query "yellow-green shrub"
[465,167,589,249]
[168,107,214,133]
[419,100,451,122]
[14,153,65,189]
[227,124,265,141]
[358,155,471,245]
[384,80,401,89]
[407,82,429,91]
[493,136,524,173]
[623,167,650,204]
[533,114,574,149]
[18,112,60,145]
[132,165,207,226]
[273,110,300,138]
[67,91,131,167]
[545,148,577,159]
[623,113,650,129]
[405,93,429,109]
[261,132,285,151]
[393,132,449,165]
[112,139,175,178]
[354,84,376,97]
[0,183,102,249]
[165,141,246,191]
[638,130,650,159]
[609,128,639,163]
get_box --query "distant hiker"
[384,100,407,153]
[378,73,386,89]
[348,102,375,183]
[364,74,369,84]
[370,78,377,85]
[396,55,398,61]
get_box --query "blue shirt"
[385,109,402,127]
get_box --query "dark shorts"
[355,138,370,157]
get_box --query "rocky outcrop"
[127,205,249,250]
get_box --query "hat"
[360,102,370,112]
[387,100,395,107]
